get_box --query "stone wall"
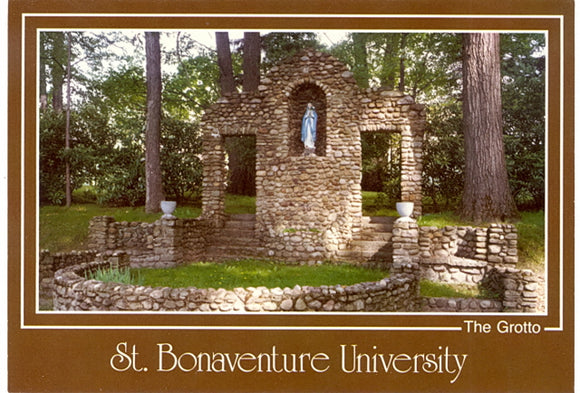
[420,257,488,285]
[480,267,538,313]
[391,218,538,312]
[39,249,100,308]
[419,224,518,266]
[53,258,420,312]
[393,220,520,284]
[422,297,503,312]
[87,216,214,268]
[200,49,425,262]
[45,248,535,313]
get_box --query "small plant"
[86,266,143,285]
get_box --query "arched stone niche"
[288,82,327,156]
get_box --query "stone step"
[362,216,396,224]
[218,228,256,238]
[223,220,256,230]
[358,231,393,241]
[209,237,260,247]
[347,240,393,253]
[335,249,392,262]
[362,222,393,232]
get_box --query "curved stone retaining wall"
[40,249,116,308]
[422,297,503,312]
[53,258,420,312]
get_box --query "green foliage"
[515,211,545,270]
[417,211,474,228]
[132,259,388,290]
[331,33,462,98]
[95,151,146,207]
[260,32,323,71]
[225,136,256,196]
[360,133,401,203]
[361,191,398,216]
[419,280,480,298]
[501,33,545,210]
[161,118,203,202]
[163,55,220,118]
[39,109,67,204]
[72,186,98,204]
[38,31,545,223]
[224,194,256,214]
[422,100,464,211]
[86,267,142,286]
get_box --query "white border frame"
[22,13,564,332]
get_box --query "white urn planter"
[396,201,414,221]
[160,201,177,218]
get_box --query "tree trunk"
[215,32,235,95]
[51,32,66,113]
[65,32,72,207]
[145,31,164,213]
[242,32,261,92]
[460,33,517,223]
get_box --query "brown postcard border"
[7,1,575,392]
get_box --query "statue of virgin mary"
[301,103,317,152]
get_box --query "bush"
[95,151,146,207]
[161,118,204,202]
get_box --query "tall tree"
[242,32,261,92]
[215,32,235,95]
[460,33,517,222]
[144,31,164,213]
[64,32,72,207]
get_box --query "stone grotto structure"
[200,48,425,261]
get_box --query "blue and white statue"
[301,103,317,152]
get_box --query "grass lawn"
[40,204,165,252]
[419,280,494,299]
[129,259,388,290]
[90,259,490,300]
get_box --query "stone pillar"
[487,224,518,266]
[153,217,183,267]
[201,128,227,227]
[88,216,116,251]
[392,218,421,279]
[400,101,425,218]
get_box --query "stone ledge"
[420,256,488,268]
